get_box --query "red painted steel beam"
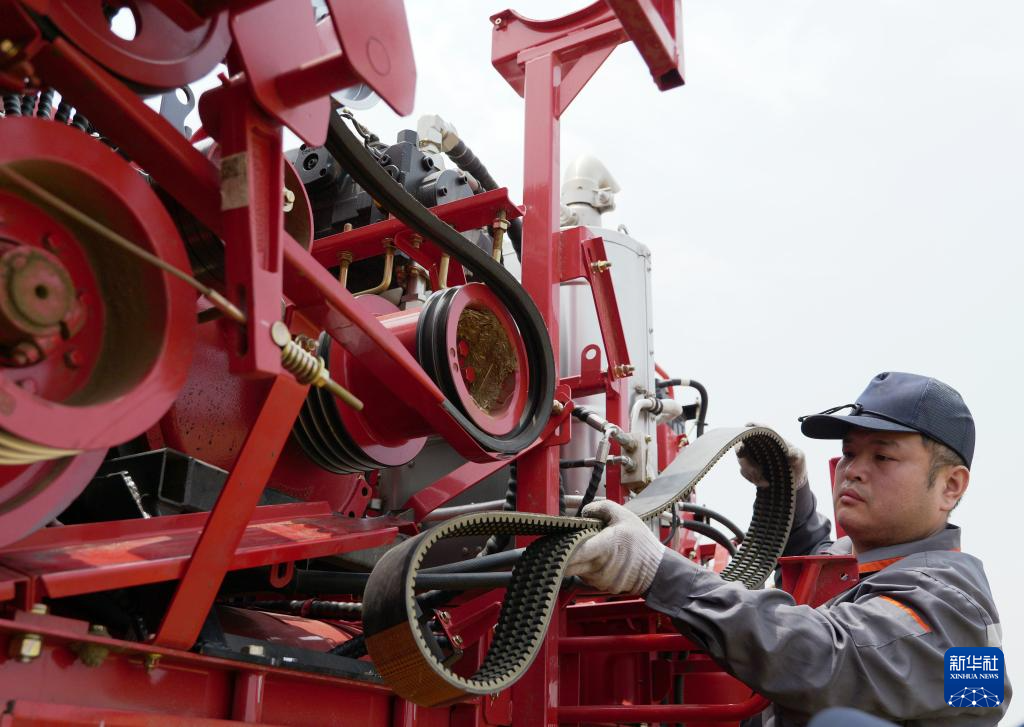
[155,374,310,649]
[200,79,285,378]
[558,633,699,653]
[0,617,393,725]
[606,0,685,89]
[311,188,521,267]
[0,502,400,601]
[557,693,771,724]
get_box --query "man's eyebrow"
[870,438,899,447]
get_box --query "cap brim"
[801,414,918,440]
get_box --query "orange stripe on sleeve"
[879,595,931,633]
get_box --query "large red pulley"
[0,117,196,545]
[158,284,530,506]
[22,0,231,91]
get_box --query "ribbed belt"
[362,426,797,706]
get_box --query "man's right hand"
[737,422,808,490]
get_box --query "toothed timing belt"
[362,426,797,706]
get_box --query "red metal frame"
[0,2,861,725]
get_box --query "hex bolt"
[143,653,161,671]
[552,400,565,415]
[451,634,464,648]
[0,39,18,60]
[590,260,612,274]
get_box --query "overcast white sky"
[350,2,1024,721]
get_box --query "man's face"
[832,428,949,552]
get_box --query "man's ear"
[938,466,970,513]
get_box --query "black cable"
[575,461,605,516]
[661,502,681,544]
[679,519,736,556]
[680,502,745,543]
[656,378,709,437]
[478,460,516,557]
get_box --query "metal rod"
[353,241,394,296]
[337,251,353,288]
[0,164,246,324]
[491,209,507,261]
[437,254,450,289]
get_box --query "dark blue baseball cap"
[799,372,975,467]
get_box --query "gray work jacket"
[644,488,1011,726]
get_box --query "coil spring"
[0,429,80,466]
[0,90,91,134]
[279,336,327,386]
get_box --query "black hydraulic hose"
[445,139,522,260]
[657,378,709,437]
[478,460,516,557]
[447,140,498,190]
[680,519,737,556]
[424,547,525,575]
[680,502,745,543]
[21,93,35,116]
[295,569,519,593]
[325,105,554,455]
[575,461,605,516]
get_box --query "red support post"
[511,51,564,727]
[155,374,308,649]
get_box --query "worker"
[566,372,1012,725]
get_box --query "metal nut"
[0,39,19,59]
[552,400,565,415]
[143,653,161,671]
[10,633,42,662]
[451,634,464,648]
[590,260,612,274]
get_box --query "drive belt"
[362,426,797,707]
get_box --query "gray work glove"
[565,500,666,595]
[736,422,808,489]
